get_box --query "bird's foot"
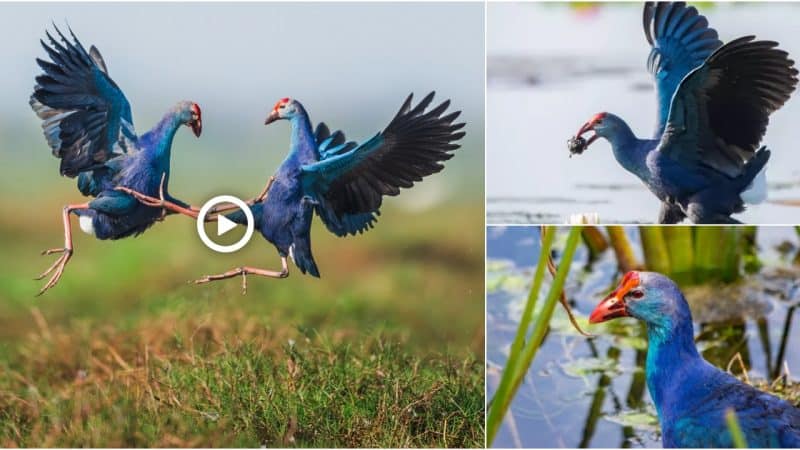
[115,186,164,208]
[35,247,73,296]
[250,176,276,205]
[192,262,289,295]
[193,267,250,295]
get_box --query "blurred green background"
[0,2,485,446]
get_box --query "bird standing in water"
[571,2,798,223]
[590,271,800,447]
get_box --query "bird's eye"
[629,290,644,300]
[280,104,286,109]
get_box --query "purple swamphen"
[30,26,202,295]
[125,93,464,292]
[571,2,798,224]
[590,271,800,447]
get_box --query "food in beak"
[568,136,587,156]
[569,121,601,156]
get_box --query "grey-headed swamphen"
[30,26,202,295]
[124,93,464,292]
[571,2,798,224]
[590,271,800,447]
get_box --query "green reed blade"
[487,227,582,445]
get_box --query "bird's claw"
[250,176,275,205]
[35,248,73,295]
[116,186,165,208]
[193,276,211,285]
[192,269,248,294]
[40,247,67,256]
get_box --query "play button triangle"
[217,214,237,236]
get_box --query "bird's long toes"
[193,277,211,285]
[36,265,64,296]
[35,253,66,280]
[41,247,66,256]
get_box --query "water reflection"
[487,226,800,448]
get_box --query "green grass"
[0,191,484,447]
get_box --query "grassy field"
[0,187,485,447]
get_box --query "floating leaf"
[487,258,515,273]
[605,409,660,431]
[560,356,619,378]
[487,273,529,293]
[487,259,531,293]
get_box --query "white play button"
[217,214,237,236]
[196,195,254,253]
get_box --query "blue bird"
[590,271,800,448]
[571,2,798,224]
[30,26,202,295]
[126,93,464,291]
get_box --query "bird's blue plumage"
[644,2,722,136]
[240,93,464,277]
[595,272,800,448]
[31,26,200,240]
[576,2,797,223]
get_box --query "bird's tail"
[739,147,771,205]
[289,238,320,278]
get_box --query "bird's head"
[573,112,624,152]
[265,97,301,125]
[176,101,202,137]
[589,271,689,328]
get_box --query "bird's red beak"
[575,121,599,148]
[191,119,202,137]
[265,98,290,125]
[190,104,202,137]
[589,271,639,324]
[574,113,606,149]
[264,109,280,125]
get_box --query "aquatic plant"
[600,226,753,285]
[486,226,582,444]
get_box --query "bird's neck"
[288,107,320,164]
[607,124,648,179]
[645,315,701,417]
[145,110,183,170]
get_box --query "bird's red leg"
[116,174,201,219]
[203,176,276,216]
[250,176,275,205]
[193,257,289,295]
[118,175,275,221]
[35,203,89,296]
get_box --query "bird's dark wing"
[30,26,136,178]
[643,2,722,136]
[659,36,798,177]
[299,92,464,237]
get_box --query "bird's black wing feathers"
[30,26,136,177]
[300,92,465,236]
[660,36,798,177]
